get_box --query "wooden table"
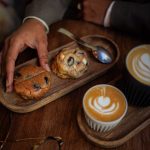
[0,20,150,150]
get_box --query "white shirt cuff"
[23,16,49,34]
[104,1,115,27]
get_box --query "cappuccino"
[124,45,150,106]
[126,45,150,86]
[83,84,128,132]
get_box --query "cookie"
[51,47,88,79]
[14,65,51,100]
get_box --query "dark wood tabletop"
[0,20,150,150]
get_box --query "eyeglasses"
[0,112,64,150]
[32,136,63,150]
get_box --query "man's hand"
[83,0,112,25]
[2,19,50,92]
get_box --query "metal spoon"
[58,28,113,64]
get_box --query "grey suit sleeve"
[25,0,71,26]
[110,1,150,35]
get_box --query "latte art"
[126,45,150,86]
[83,85,127,122]
[83,85,128,132]
[132,53,150,83]
[88,96,119,115]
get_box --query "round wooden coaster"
[77,108,150,148]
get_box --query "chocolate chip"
[67,57,74,66]
[77,51,84,55]
[33,83,41,90]
[73,50,77,54]
[44,76,49,84]
[14,71,21,78]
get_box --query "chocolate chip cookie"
[51,47,88,79]
[14,65,51,100]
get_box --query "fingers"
[1,19,49,93]
[6,56,15,92]
[83,0,96,22]
[5,39,24,92]
[83,0,112,25]
[36,38,50,72]
[0,38,10,77]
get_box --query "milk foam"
[88,96,119,115]
[132,53,150,83]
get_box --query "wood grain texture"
[77,98,150,148]
[0,35,120,113]
[0,20,150,150]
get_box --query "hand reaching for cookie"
[82,0,112,25]
[1,19,50,92]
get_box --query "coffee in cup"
[83,84,128,132]
[124,45,150,106]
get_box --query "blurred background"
[0,0,30,47]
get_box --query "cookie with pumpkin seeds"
[51,48,88,79]
[14,65,51,100]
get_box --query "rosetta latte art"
[88,96,119,115]
[132,53,150,83]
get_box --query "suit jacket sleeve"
[110,1,150,35]
[25,0,71,26]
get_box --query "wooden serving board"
[77,78,150,148]
[0,35,120,113]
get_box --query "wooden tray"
[77,78,150,148]
[0,35,120,113]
